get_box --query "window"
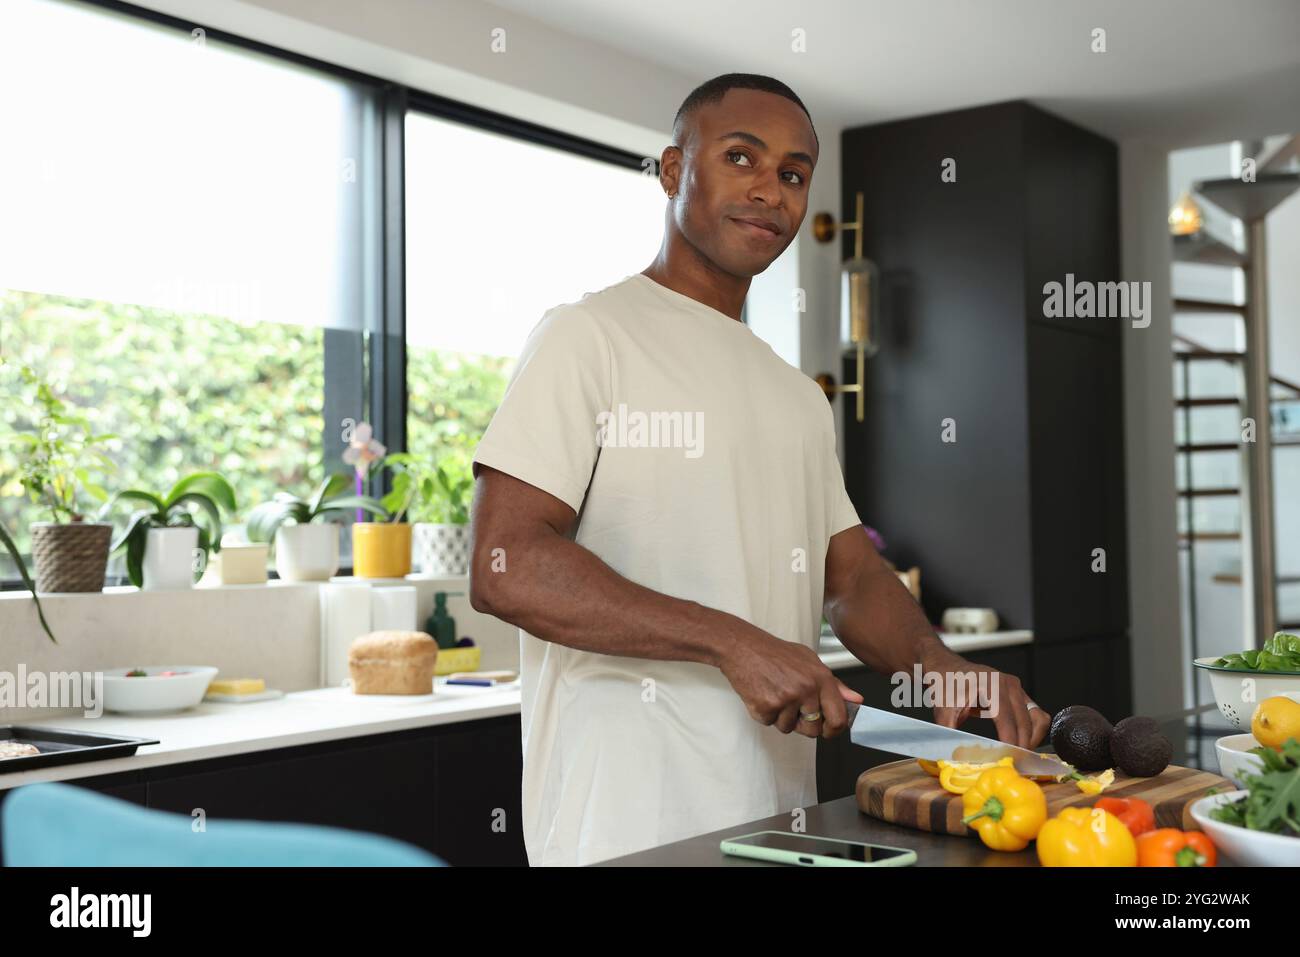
[402,109,663,516]
[0,0,383,577]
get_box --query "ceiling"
[484,0,1300,148]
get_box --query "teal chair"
[3,782,445,866]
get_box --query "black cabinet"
[0,716,527,867]
[840,100,1131,720]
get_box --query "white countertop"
[1,681,522,792]
[2,629,1031,790]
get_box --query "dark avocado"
[1110,715,1172,777]
[1049,705,1113,772]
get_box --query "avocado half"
[1049,705,1114,772]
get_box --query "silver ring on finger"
[799,710,823,723]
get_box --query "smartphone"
[720,830,917,867]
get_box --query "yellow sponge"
[207,678,266,696]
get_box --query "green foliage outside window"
[1,289,515,577]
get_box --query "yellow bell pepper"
[1073,768,1116,795]
[960,766,1048,851]
[1036,806,1137,867]
[917,758,942,777]
[938,756,1015,795]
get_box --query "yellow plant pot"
[352,523,412,579]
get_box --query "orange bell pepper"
[1095,796,1156,838]
[1036,806,1137,867]
[1135,828,1217,867]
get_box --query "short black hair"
[672,73,818,152]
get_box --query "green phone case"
[720,830,918,867]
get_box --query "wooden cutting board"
[856,758,1233,836]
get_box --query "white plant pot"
[412,523,470,576]
[142,526,201,591]
[275,522,340,582]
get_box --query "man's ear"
[658,144,682,196]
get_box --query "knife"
[843,702,1073,778]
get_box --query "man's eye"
[726,149,752,166]
[784,171,805,186]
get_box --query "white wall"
[1120,141,1185,717]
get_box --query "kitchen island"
[599,706,1230,867]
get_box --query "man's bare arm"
[822,525,1050,748]
[468,464,861,738]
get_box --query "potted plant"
[387,452,473,576]
[98,472,237,590]
[340,423,410,579]
[245,472,387,581]
[2,362,117,594]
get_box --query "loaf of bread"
[348,630,439,695]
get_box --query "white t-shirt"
[471,271,862,866]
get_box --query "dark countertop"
[597,706,1236,867]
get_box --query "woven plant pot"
[29,521,112,593]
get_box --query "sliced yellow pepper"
[1073,768,1116,795]
[938,756,1015,795]
[960,766,1048,851]
[1036,806,1137,867]
[917,758,942,777]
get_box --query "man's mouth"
[731,216,782,239]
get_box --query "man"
[469,73,1049,866]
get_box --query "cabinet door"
[433,718,527,866]
[147,735,439,856]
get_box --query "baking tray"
[0,726,159,774]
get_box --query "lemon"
[1251,695,1300,750]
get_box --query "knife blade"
[843,702,1073,778]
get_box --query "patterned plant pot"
[412,523,470,576]
[29,521,112,593]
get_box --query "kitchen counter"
[0,681,521,791]
[0,629,1031,791]
[596,794,1041,866]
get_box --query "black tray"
[0,726,159,774]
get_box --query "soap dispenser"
[426,591,463,649]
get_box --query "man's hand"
[921,644,1051,749]
[717,626,864,740]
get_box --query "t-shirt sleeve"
[822,402,862,536]
[471,305,611,515]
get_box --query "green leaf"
[0,520,57,643]
[307,472,353,517]
[167,492,223,553]
[164,472,236,515]
[99,489,165,521]
[110,508,158,554]
[316,495,389,520]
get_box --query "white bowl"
[1193,656,1300,730]
[1214,733,1267,787]
[1189,790,1300,866]
[102,665,219,714]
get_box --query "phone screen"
[729,832,910,862]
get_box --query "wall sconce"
[812,191,878,422]
[1168,190,1203,236]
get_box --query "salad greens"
[1208,737,1300,837]
[1214,631,1300,672]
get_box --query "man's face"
[666,88,818,278]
